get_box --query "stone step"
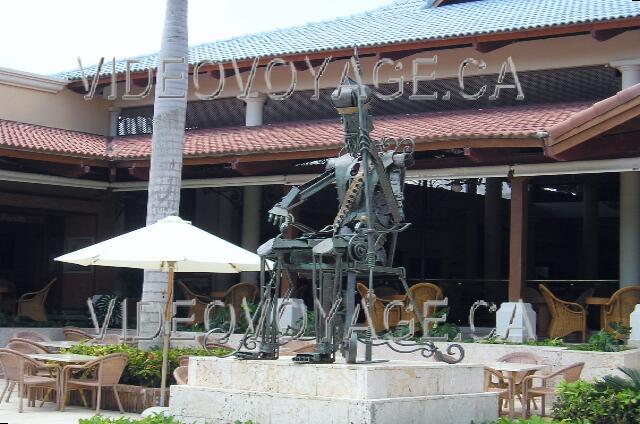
[169,385,498,424]
[188,357,487,398]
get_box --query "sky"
[0,0,394,76]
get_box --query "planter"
[68,383,164,413]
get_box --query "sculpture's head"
[331,77,373,155]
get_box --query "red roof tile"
[110,103,590,160]
[547,83,640,142]
[0,102,591,161]
[0,119,107,158]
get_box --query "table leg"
[508,371,516,419]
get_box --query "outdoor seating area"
[0,329,131,413]
[483,350,586,418]
[0,295,637,420]
[2,0,640,422]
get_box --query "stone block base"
[170,385,497,424]
[168,357,498,424]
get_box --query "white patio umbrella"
[55,215,263,406]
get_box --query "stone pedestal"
[496,302,537,342]
[630,304,640,347]
[169,357,497,424]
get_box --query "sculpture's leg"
[345,271,358,363]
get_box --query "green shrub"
[552,369,640,423]
[571,328,626,352]
[481,416,557,423]
[525,338,565,347]
[428,321,460,341]
[63,343,230,388]
[79,413,188,424]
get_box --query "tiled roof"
[0,103,590,161]
[0,120,107,158]
[548,83,640,141]
[56,0,640,80]
[110,103,587,159]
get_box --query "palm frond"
[597,367,640,391]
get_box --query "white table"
[28,353,98,364]
[486,362,549,418]
[38,341,82,351]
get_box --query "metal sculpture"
[235,51,464,364]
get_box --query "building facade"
[1,0,640,330]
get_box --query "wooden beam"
[0,148,108,166]
[0,192,100,214]
[415,137,543,151]
[379,48,430,61]
[473,40,512,53]
[591,27,635,42]
[127,165,149,180]
[508,177,529,302]
[546,102,640,158]
[231,159,296,176]
[464,147,551,165]
[548,130,640,161]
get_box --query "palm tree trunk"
[140,0,188,348]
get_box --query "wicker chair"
[497,351,544,411]
[356,283,402,332]
[177,355,190,367]
[3,339,50,403]
[16,278,56,322]
[173,366,188,385]
[12,330,51,343]
[484,367,510,416]
[538,284,587,342]
[96,334,122,344]
[523,362,585,418]
[178,281,211,325]
[7,338,49,354]
[0,348,60,412]
[63,327,94,341]
[401,282,443,331]
[603,285,640,330]
[222,283,258,320]
[60,352,129,413]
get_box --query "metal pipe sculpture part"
[236,49,464,365]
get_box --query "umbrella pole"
[160,261,176,407]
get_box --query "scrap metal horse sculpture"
[235,52,464,364]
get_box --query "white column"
[240,93,266,283]
[241,186,262,252]
[612,59,640,90]
[630,304,640,347]
[244,93,267,127]
[611,59,640,287]
[240,187,261,283]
